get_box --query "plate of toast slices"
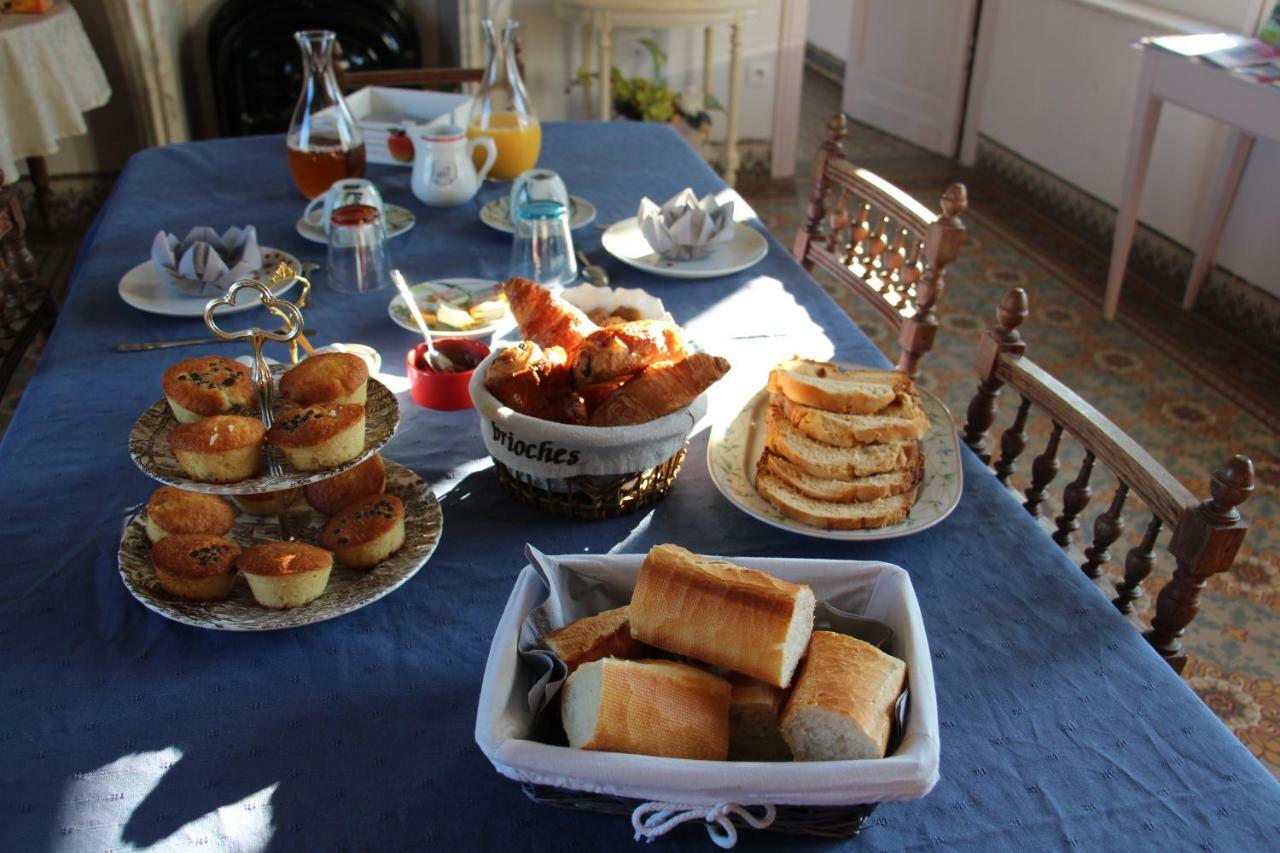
[707,359,962,540]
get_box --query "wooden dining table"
[0,122,1276,851]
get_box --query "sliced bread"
[755,469,917,530]
[543,605,651,672]
[765,405,915,479]
[757,449,919,503]
[767,359,908,414]
[778,392,930,446]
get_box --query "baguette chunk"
[728,674,792,761]
[781,631,906,761]
[561,658,730,760]
[630,544,815,688]
[543,605,650,672]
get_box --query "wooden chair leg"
[25,156,55,235]
[1146,456,1254,672]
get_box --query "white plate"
[118,248,302,318]
[295,203,417,244]
[480,195,597,233]
[116,460,442,631]
[387,277,512,339]
[601,216,769,280]
[706,385,963,541]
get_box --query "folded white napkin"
[637,188,735,261]
[151,226,263,296]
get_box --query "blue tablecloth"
[0,123,1275,852]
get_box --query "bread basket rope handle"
[631,802,776,848]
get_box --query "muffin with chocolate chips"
[230,488,299,516]
[319,493,405,568]
[303,453,385,515]
[151,534,242,601]
[162,356,254,423]
[169,415,266,483]
[145,486,236,543]
[267,403,366,471]
[238,541,334,609]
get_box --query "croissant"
[572,320,688,386]
[589,353,732,427]
[485,341,587,424]
[503,276,596,355]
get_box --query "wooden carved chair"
[961,288,1255,672]
[1,168,53,397]
[793,113,968,377]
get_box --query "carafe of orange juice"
[467,19,541,181]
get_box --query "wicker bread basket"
[469,350,706,520]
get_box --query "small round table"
[555,0,761,187]
[0,1,111,228]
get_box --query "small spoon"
[576,250,609,286]
[391,269,456,372]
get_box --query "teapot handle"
[469,136,499,182]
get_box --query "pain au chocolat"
[162,356,254,423]
[238,541,334,609]
[150,534,242,601]
[267,403,366,471]
[169,415,266,483]
[145,486,236,543]
[319,493,406,568]
[303,453,385,516]
[279,352,369,406]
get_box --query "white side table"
[0,2,111,230]
[555,0,760,186]
[1104,40,1280,319]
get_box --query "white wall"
[806,0,853,60]
[965,0,1280,297]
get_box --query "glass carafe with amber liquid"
[467,19,541,181]
[287,30,366,198]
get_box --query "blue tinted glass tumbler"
[327,204,391,293]
[509,200,577,289]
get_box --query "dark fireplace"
[209,0,441,137]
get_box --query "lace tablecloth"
[0,1,111,180]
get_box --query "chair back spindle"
[1022,422,1063,518]
[793,113,968,377]
[1082,483,1129,579]
[1114,515,1162,612]
[1052,451,1095,546]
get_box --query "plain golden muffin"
[151,533,241,601]
[230,488,299,516]
[162,356,255,423]
[279,352,369,406]
[169,415,266,483]
[145,486,236,543]
[238,541,334,608]
[303,453,386,515]
[319,493,406,568]
[267,403,366,471]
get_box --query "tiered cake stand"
[118,280,442,630]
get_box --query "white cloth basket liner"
[474,554,940,807]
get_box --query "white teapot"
[410,125,497,208]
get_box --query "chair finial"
[1208,455,1254,516]
[940,183,968,221]
[997,288,1028,334]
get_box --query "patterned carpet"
[736,73,1279,777]
[3,74,1276,777]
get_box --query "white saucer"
[295,204,416,244]
[601,217,768,280]
[387,278,512,340]
[118,248,302,318]
[480,195,597,233]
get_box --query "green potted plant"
[568,38,723,143]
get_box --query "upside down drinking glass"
[327,204,391,293]
[508,200,577,289]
